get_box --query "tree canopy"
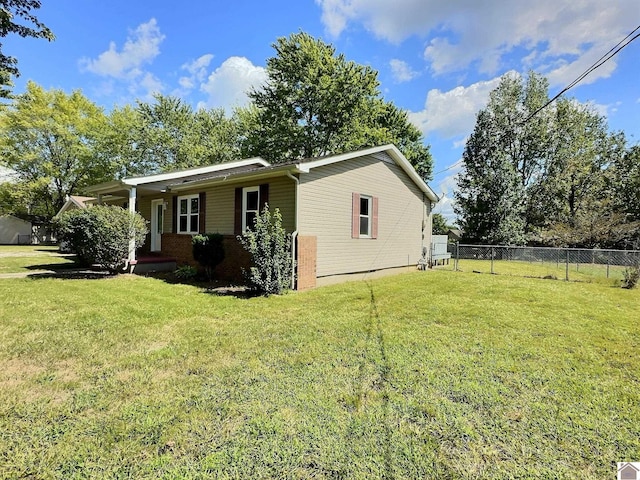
[455,71,635,248]
[1,0,54,98]
[243,32,433,180]
[0,81,108,217]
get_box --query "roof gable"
[296,145,438,202]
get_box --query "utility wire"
[433,159,463,177]
[524,25,640,123]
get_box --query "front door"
[151,199,164,252]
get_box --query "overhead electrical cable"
[524,25,640,123]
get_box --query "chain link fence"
[444,244,640,283]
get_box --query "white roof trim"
[123,157,270,186]
[297,144,439,202]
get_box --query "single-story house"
[0,214,32,245]
[56,195,96,216]
[86,144,439,289]
[448,228,463,243]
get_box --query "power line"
[433,159,463,177]
[524,25,640,123]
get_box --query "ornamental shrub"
[192,233,225,281]
[621,265,639,289]
[57,205,148,272]
[238,204,293,295]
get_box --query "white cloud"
[79,18,165,100]
[389,59,419,83]
[178,54,214,92]
[80,19,164,79]
[200,56,267,113]
[316,0,637,81]
[409,75,507,139]
[432,164,463,224]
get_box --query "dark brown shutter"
[260,183,269,211]
[234,187,242,235]
[372,196,379,239]
[172,195,178,233]
[352,193,360,239]
[199,192,206,233]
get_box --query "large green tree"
[135,94,243,173]
[1,0,54,98]
[532,98,627,246]
[243,32,432,179]
[455,109,526,245]
[0,81,109,217]
[456,71,632,247]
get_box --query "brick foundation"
[160,234,250,283]
[296,235,317,290]
[158,233,318,289]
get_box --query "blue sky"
[4,0,639,221]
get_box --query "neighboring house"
[86,144,439,289]
[0,215,32,245]
[448,228,463,243]
[56,195,96,216]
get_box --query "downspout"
[286,172,299,290]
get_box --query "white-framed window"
[352,193,378,239]
[359,195,372,237]
[177,194,199,234]
[242,186,260,231]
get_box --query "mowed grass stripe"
[0,269,638,478]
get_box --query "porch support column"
[128,187,137,264]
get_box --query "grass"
[0,252,639,478]
[0,245,78,273]
[452,258,628,285]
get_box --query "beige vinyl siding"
[299,154,428,277]
[164,175,296,235]
[136,197,152,224]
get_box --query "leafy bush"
[621,265,639,289]
[238,205,293,295]
[192,233,225,281]
[57,205,148,272]
[174,265,198,280]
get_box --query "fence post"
[565,249,569,281]
[491,246,494,274]
[455,242,459,271]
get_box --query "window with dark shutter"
[352,193,378,239]
[176,194,199,234]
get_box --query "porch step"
[129,255,177,274]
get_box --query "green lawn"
[0,245,78,273]
[452,258,628,284]
[0,265,638,478]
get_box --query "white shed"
[0,215,32,244]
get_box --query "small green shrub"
[192,233,225,281]
[174,265,198,280]
[621,265,640,289]
[238,204,293,295]
[56,205,148,272]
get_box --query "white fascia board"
[296,144,439,202]
[123,158,270,186]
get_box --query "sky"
[3,0,640,222]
